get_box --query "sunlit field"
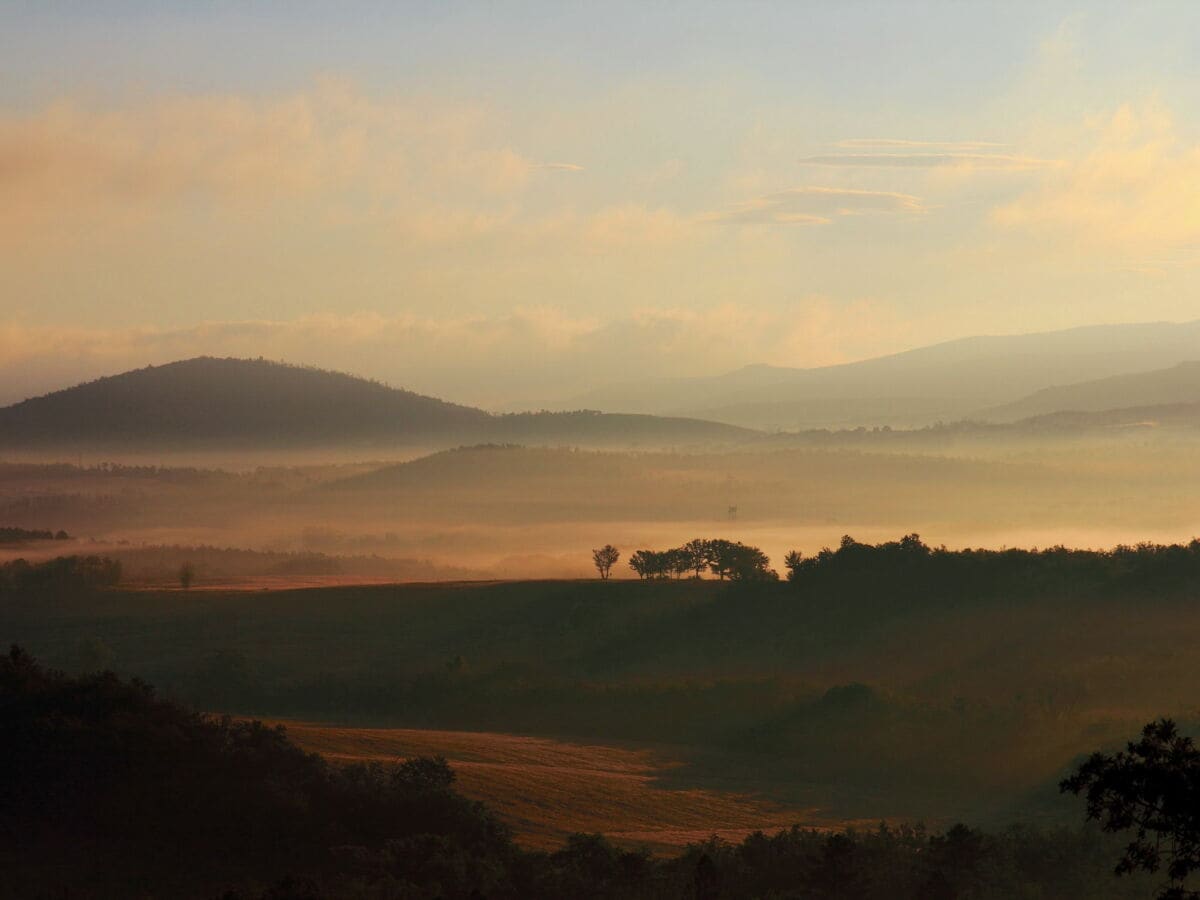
[276,721,832,852]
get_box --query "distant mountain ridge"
[975,360,1200,422]
[0,357,754,450]
[563,320,1200,429]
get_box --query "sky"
[3,2,1200,408]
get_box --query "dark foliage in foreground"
[0,554,121,593]
[0,648,1154,899]
[1062,718,1200,900]
[0,646,510,899]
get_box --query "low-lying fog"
[3,428,1199,582]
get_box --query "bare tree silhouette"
[592,544,620,580]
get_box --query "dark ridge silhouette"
[0,357,490,446]
[0,357,756,449]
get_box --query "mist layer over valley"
[6,340,1200,580]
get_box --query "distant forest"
[0,526,68,544]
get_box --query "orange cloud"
[993,101,1200,250]
[0,81,579,246]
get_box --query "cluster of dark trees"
[0,646,509,899]
[0,526,68,544]
[782,533,1200,602]
[627,539,776,581]
[0,646,1178,899]
[0,555,121,593]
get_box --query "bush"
[0,554,121,593]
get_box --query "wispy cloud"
[801,152,1058,170]
[835,138,1009,151]
[708,187,925,226]
[532,162,584,171]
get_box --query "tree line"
[597,532,1200,599]
[782,533,1200,604]
[0,555,121,593]
[0,526,68,544]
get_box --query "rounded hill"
[0,357,490,447]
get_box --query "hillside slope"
[279,722,812,851]
[0,357,489,446]
[977,360,1200,422]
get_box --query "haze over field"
[6,4,1200,899]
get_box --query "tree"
[628,550,656,580]
[630,549,680,580]
[728,544,775,581]
[1062,718,1200,900]
[707,539,775,581]
[707,539,737,580]
[178,562,195,590]
[681,539,713,578]
[783,550,804,582]
[671,548,693,579]
[592,545,619,580]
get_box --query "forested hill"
[0,357,755,449]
